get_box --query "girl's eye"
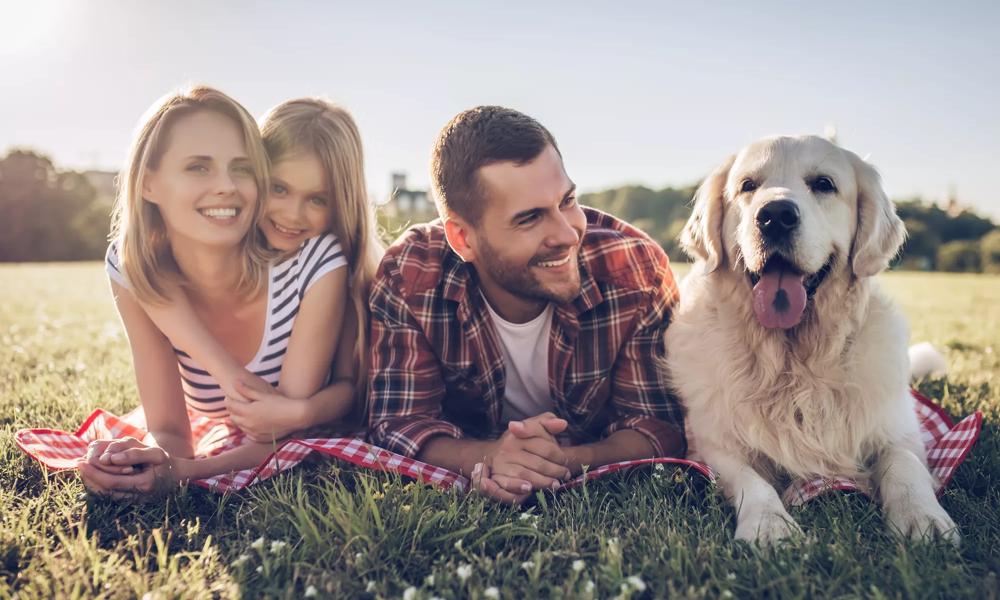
[271,183,287,195]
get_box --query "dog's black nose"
[756,200,800,242]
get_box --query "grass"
[1,262,998,599]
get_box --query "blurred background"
[1,0,997,271]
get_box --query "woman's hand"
[224,379,309,443]
[77,437,178,500]
[219,368,271,405]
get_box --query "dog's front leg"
[700,444,801,545]
[873,438,960,545]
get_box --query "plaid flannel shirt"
[367,207,686,458]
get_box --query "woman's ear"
[681,155,734,273]
[141,171,160,205]
[848,151,906,278]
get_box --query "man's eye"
[562,195,577,208]
[809,176,837,194]
[519,214,540,226]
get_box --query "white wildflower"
[402,586,417,600]
[304,585,318,598]
[255,565,263,573]
[366,581,376,593]
[424,574,435,586]
[484,587,500,599]
[456,564,472,582]
[250,536,265,550]
[519,512,532,521]
[355,552,364,562]
[520,560,535,572]
[726,572,736,581]
[626,575,646,591]
[585,580,595,592]
[572,559,586,573]
[454,539,463,550]
[722,591,734,599]
[654,463,665,471]
[231,554,251,568]
[270,540,288,554]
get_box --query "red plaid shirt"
[367,207,685,458]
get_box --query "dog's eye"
[809,176,837,194]
[739,179,758,194]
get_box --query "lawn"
[1,263,997,599]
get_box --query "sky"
[1,1,998,217]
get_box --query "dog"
[663,135,958,545]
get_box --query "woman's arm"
[109,280,194,458]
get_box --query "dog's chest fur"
[667,268,896,481]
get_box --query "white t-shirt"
[481,296,556,423]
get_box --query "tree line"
[3,148,998,272]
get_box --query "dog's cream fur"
[664,135,958,544]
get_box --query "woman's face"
[258,152,333,251]
[142,110,258,249]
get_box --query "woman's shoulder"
[105,241,129,289]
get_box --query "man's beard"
[476,233,581,305]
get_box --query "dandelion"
[250,536,265,550]
[520,560,535,572]
[403,586,417,600]
[626,576,647,592]
[270,540,288,554]
[484,587,500,599]
[231,554,251,568]
[454,539,463,550]
[572,559,586,573]
[456,564,472,582]
[304,585,318,598]
[366,581,377,593]
[372,491,385,500]
[401,504,412,513]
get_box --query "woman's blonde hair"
[260,98,385,390]
[110,85,271,304]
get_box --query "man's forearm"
[417,436,497,478]
[563,429,656,476]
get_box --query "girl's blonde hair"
[260,98,385,390]
[110,85,271,304]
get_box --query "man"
[368,106,685,504]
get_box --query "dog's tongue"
[752,267,807,329]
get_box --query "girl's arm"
[131,282,265,401]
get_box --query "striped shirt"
[106,234,347,417]
[367,207,686,458]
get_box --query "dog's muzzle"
[756,200,800,245]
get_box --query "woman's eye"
[739,179,758,194]
[310,196,328,207]
[187,164,209,173]
[231,165,254,176]
[809,176,837,194]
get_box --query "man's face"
[464,144,587,321]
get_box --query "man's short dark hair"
[430,106,558,225]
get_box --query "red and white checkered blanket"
[14,391,981,504]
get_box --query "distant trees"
[0,150,111,261]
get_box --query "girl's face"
[142,110,258,249]
[259,152,333,251]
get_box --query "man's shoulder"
[377,219,460,298]
[580,207,671,292]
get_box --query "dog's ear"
[681,155,734,273]
[848,151,906,278]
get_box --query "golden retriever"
[664,135,958,545]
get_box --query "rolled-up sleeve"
[366,268,464,457]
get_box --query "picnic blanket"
[14,390,981,505]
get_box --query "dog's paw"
[885,499,960,546]
[735,508,802,545]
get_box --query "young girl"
[80,89,381,498]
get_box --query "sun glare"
[0,1,68,56]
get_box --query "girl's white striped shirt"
[106,234,347,417]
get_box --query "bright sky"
[1,1,997,217]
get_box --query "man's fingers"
[539,416,568,436]
[521,438,570,473]
[493,460,560,491]
[510,450,571,481]
[508,419,556,442]
[490,473,534,496]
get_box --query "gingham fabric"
[14,390,980,499]
[368,207,685,460]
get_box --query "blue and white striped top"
[106,234,347,417]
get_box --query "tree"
[936,240,981,273]
[980,229,1000,274]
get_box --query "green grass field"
[1,263,998,599]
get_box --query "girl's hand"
[78,437,178,500]
[225,380,309,443]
